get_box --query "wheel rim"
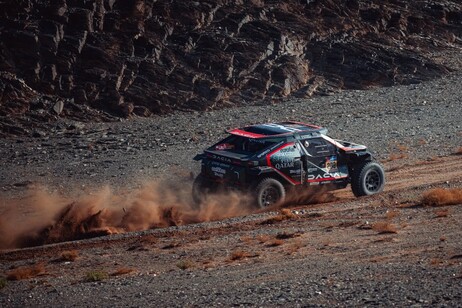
[261,186,280,207]
[365,169,381,192]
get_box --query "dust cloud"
[0,180,254,249]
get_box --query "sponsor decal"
[264,142,301,185]
[212,154,232,163]
[325,155,338,172]
[257,148,271,158]
[215,143,234,150]
[211,166,226,174]
[278,147,297,154]
[275,162,294,169]
[211,161,230,168]
[211,166,226,178]
[249,139,266,144]
[307,172,342,181]
[258,141,284,158]
[270,144,299,170]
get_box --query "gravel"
[4,261,460,307]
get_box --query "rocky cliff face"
[0,0,461,135]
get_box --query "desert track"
[1,155,461,254]
[385,155,462,191]
[1,154,461,260]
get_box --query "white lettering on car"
[307,172,342,181]
[211,166,226,178]
[275,162,295,169]
[212,155,232,163]
[211,167,226,174]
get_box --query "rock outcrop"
[0,0,461,135]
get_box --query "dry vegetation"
[6,263,46,281]
[383,142,411,162]
[85,270,109,282]
[396,144,409,152]
[276,231,302,239]
[59,250,79,262]
[434,209,450,218]
[372,222,398,234]
[256,234,272,244]
[286,240,304,255]
[256,232,303,248]
[422,188,462,206]
[162,242,182,250]
[111,268,135,276]
[430,258,445,266]
[0,277,6,289]
[266,239,284,247]
[260,208,297,224]
[385,210,400,220]
[176,260,195,270]
[229,250,254,261]
[239,236,254,245]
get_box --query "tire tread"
[351,161,385,197]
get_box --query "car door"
[300,137,341,184]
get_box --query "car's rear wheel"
[350,161,385,197]
[255,178,286,208]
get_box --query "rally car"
[193,121,385,208]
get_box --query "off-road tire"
[255,178,286,208]
[350,161,385,197]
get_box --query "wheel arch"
[345,151,373,164]
[346,151,373,177]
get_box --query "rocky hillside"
[1,0,461,135]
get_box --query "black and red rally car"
[193,121,385,208]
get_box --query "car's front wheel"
[350,161,385,197]
[255,178,286,208]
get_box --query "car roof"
[228,121,327,139]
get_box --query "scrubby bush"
[422,188,462,206]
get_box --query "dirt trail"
[1,155,461,254]
[330,155,462,202]
[385,156,462,191]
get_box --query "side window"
[302,138,335,157]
